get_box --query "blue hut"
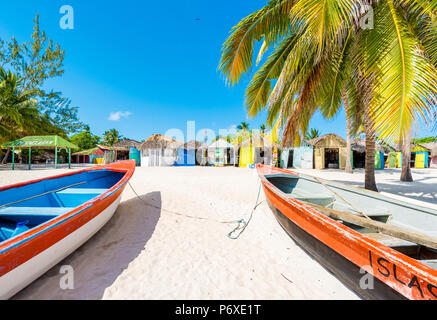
[175,140,205,166]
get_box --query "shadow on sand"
[13,192,161,300]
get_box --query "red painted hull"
[257,164,437,300]
[0,160,135,281]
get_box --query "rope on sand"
[227,180,263,240]
[127,180,264,239]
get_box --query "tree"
[70,125,101,151]
[0,15,82,135]
[305,128,321,140]
[237,122,250,131]
[219,0,437,191]
[260,124,266,135]
[103,129,122,146]
[401,129,413,181]
[413,137,437,144]
[39,93,83,135]
[343,90,353,174]
[0,68,40,163]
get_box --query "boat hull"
[0,195,120,299]
[266,198,405,300]
[0,160,135,299]
[258,164,437,300]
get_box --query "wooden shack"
[308,134,347,170]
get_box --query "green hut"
[2,136,78,170]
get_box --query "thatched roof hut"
[351,138,388,153]
[113,138,141,149]
[307,133,346,147]
[139,134,183,167]
[139,134,182,151]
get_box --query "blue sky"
[0,0,433,142]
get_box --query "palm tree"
[237,122,250,131]
[103,128,122,146]
[305,128,321,140]
[219,0,437,191]
[401,129,413,181]
[343,90,353,174]
[0,69,40,163]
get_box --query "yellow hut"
[308,134,348,169]
[236,135,276,168]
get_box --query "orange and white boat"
[257,164,437,300]
[0,160,135,299]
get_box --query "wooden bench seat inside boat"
[56,188,108,195]
[0,188,108,225]
[365,233,416,247]
[290,190,393,222]
[0,207,73,216]
[52,188,108,207]
[0,207,74,225]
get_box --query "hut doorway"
[353,151,366,169]
[410,153,416,168]
[325,148,339,169]
[226,148,233,165]
[287,150,294,168]
[149,149,161,166]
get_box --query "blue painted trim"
[0,203,93,255]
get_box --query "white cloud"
[108,111,132,121]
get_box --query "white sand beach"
[2,166,436,300]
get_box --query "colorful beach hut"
[236,135,276,168]
[207,139,234,167]
[309,134,347,169]
[175,140,205,166]
[350,138,387,170]
[2,135,78,170]
[72,147,104,164]
[113,139,142,166]
[411,144,432,168]
[139,134,182,167]
[280,141,314,169]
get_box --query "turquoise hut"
[280,140,314,169]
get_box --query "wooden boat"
[0,160,135,299]
[257,164,437,300]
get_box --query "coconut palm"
[260,124,266,136]
[0,69,41,163]
[237,121,250,131]
[103,128,122,146]
[219,0,437,191]
[305,128,321,140]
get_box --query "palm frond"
[218,0,294,85]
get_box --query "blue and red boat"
[0,160,135,299]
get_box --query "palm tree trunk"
[343,90,353,174]
[1,148,10,164]
[400,129,413,182]
[364,106,378,191]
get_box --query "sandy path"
[2,166,360,300]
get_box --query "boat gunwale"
[257,164,437,300]
[0,160,135,254]
[264,172,437,217]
